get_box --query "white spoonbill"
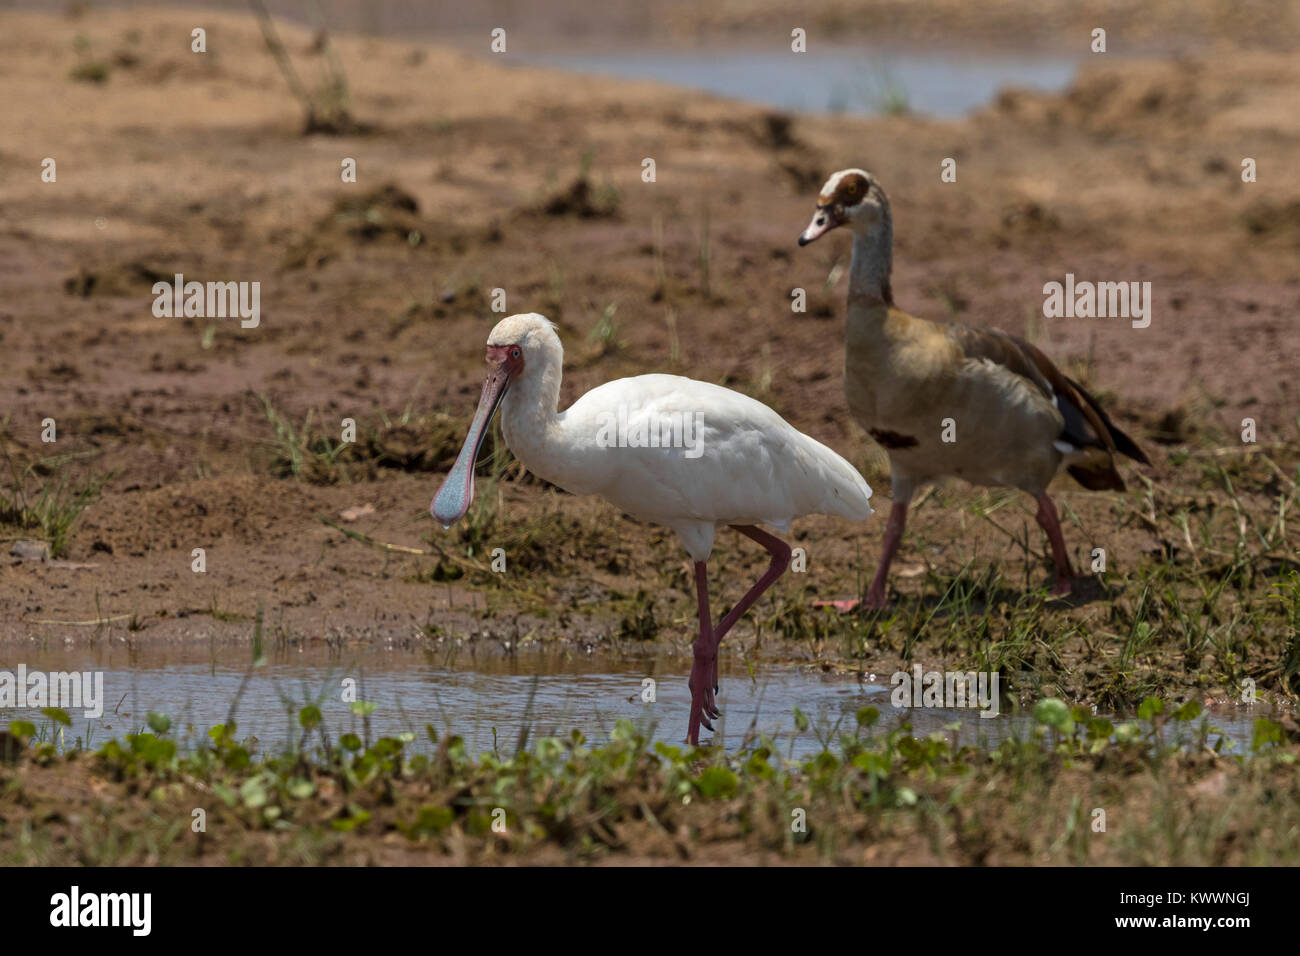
[432,313,873,745]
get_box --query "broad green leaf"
[1137,697,1165,721]
[240,777,268,809]
[1032,698,1073,732]
[146,712,171,734]
[41,708,72,727]
[1173,700,1202,722]
[695,766,739,799]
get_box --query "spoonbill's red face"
[431,342,525,526]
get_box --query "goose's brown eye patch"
[836,172,870,205]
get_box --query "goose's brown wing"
[944,325,1148,490]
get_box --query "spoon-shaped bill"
[431,363,511,526]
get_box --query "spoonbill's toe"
[687,655,719,744]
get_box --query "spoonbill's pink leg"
[863,500,908,609]
[1034,493,1075,596]
[688,561,718,744]
[712,525,793,648]
[686,525,792,745]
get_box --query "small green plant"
[615,589,658,641]
[0,440,110,557]
[861,65,910,117]
[249,0,356,133]
[651,213,668,302]
[587,302,624,358]
[70,61,110,84]
[697,205,711,299]
[1269,571,1300,695]
[256,393,349,483]
[68,31,110,84]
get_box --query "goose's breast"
[846,345,1064,489]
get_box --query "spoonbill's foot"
[710,652,719,694]
[1049,576,1074,597]
[687,653,720,745]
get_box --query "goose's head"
[798,168,888,246]
[431,313,560,526]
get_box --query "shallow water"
[507,45,1078,118]
[0,646,1264,759]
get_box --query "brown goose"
[798,168,1149,607]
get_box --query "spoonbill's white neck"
[497,331,571,485]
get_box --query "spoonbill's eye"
[510,347,522,360]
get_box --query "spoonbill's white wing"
[514,374,872,559]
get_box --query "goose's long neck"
[848,210,894,314]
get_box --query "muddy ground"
[0,7,1297,714]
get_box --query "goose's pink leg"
[1035,493,1075,596]
[863,500,908,609]
[686,525,792,745]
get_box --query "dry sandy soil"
[0,7,1296,692]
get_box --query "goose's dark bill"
[798,205,841,246]
[431,357,512,527]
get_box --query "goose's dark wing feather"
[944,324,1149,489]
